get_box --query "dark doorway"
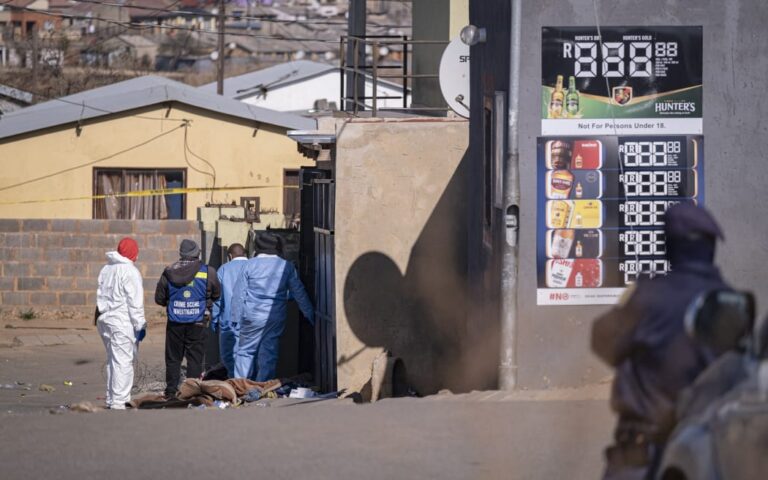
[298,168,336,392]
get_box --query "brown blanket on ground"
[130,378,284,409]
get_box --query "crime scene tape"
[0,185,297,206]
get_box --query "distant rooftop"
[198,60,337,99]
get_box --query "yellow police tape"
[0,185,297,206]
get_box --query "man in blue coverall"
[231,233,315,381]
[211,243,249,378]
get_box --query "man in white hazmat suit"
[96,237,146,410]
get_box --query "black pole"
[345,0,366,112]
[216,0,225,95]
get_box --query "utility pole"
[31,24,38,82]
[344,0,366,112]
[216,0,225,96]
[499,0,522,391]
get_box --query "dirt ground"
[0,333,614,479]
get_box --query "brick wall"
[0,219,201,324]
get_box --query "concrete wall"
[334,117,470,395]
[469,0,768,390]
[0,103,312,220]
[0,218,199,322]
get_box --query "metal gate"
[298,169,336,392]
[313,179,336,392]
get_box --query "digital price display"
[536,135,704,305]
[541,26,702,136]
[620,138,696,168]
[538,26,703,305]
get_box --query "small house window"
[284,169,301,227]
[93,168,186,219]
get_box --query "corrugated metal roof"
[0,75,316,140]
[0,84,33,104]
[117,34,158,48]
[198,60,337,98]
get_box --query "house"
[0,0,64,66]
[0,75,316,317]
[0,75,315,221]
[198,60,408,113]
[0,83,33,113]
[79,35,159,68]
[0,0,59,40]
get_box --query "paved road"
[0,343,614,480]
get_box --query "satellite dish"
[439,37,470,118]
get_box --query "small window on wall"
[93,168,186,220]
[284,169,301,227]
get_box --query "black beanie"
[254,233,283,256]
[179,239,200,259]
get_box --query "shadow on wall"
[342,152,501,395]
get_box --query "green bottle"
[566,76,580,117]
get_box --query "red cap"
[117,237,139,262]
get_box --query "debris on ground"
[39,384,56,393]
[289,387,316,399]
[63,381,73,387]
[69,401,101,413]
[1,382,31,391]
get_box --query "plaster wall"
[333,118,470,395]
[511,0,768,389]
[0,103,313,221]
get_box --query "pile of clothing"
[129,378,282,409]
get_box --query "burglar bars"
[339,35,451,116]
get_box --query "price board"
[537,26,703,306]
[536,135,704,305]
[541,26,702,135]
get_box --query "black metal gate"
[299,169,336,392]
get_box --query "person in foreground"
[591,203,731,480]
[211,243,249,377]
[155,239,220,398]
[232,233,314,381]
[96,237,146,410]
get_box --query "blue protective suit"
[231,254,314,381]
[211,256,249,377]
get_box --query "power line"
[0,123,187,193]
[6,4,344,43]
[65,0,411,28]
[182,120,216,202]
[55,0,187,68]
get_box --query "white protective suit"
[96,251,146,409]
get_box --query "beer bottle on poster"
[549,75,565,118]
[566,76,580,117]
[574,182,583,199]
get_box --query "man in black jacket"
[591,203,731,480]
[155,239,221,398]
